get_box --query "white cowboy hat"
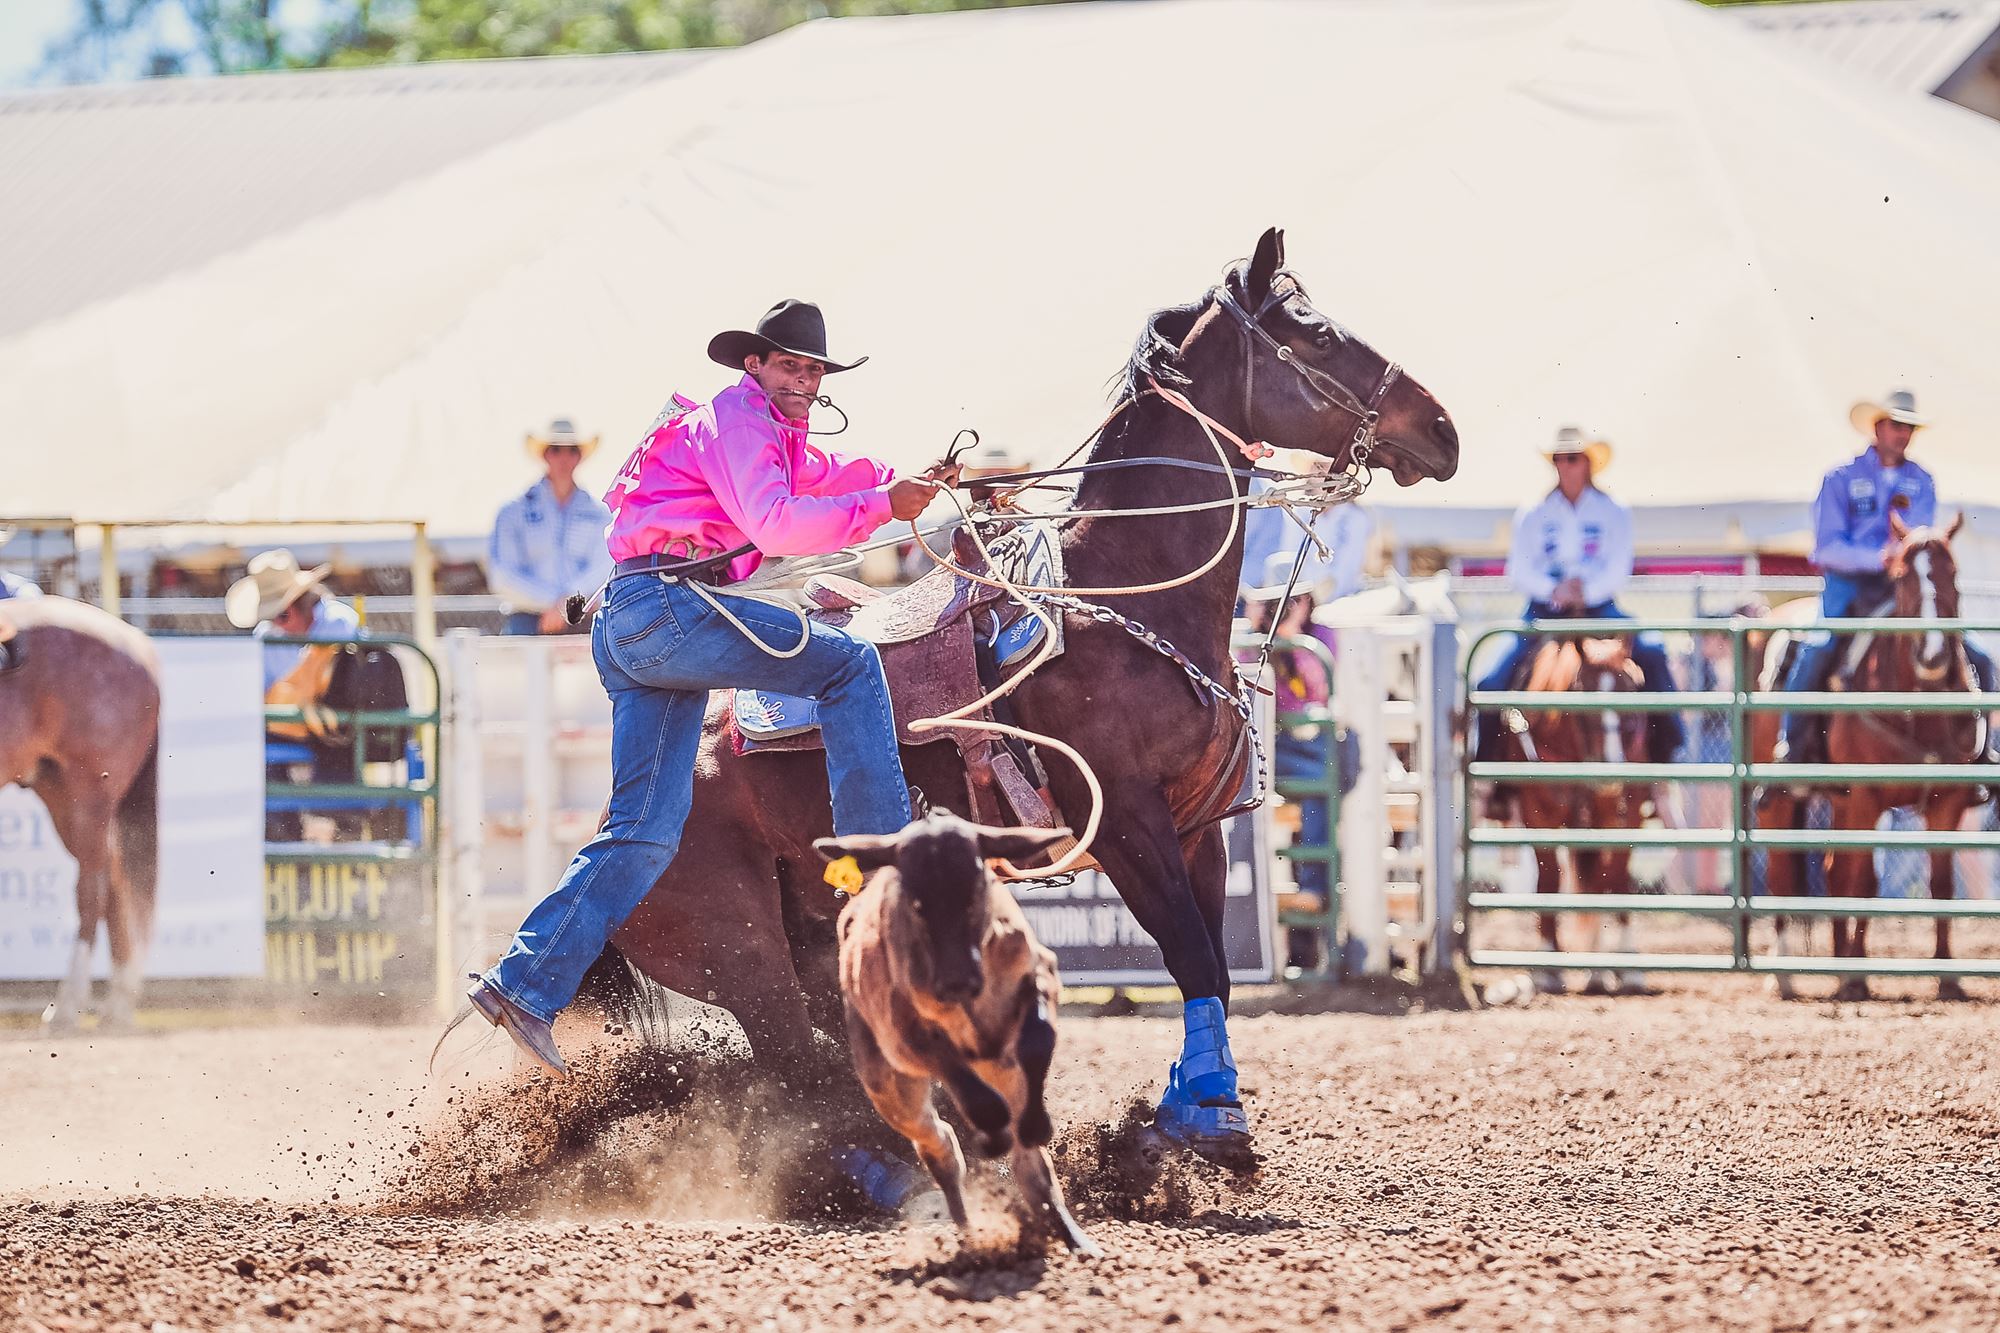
[1540,424,1612,475]
[524,416,600,463]
[1243,549,1318,605]
[226,549,330,629]
[1849,388,1926,435]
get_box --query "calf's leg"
[843,1006,968,1228]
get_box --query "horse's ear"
[1948,510,1965,541]
[1247,227,1285,302]
[813,833,901,870]
[1889,509,1910,540]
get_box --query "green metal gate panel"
[1462,616,2000,978]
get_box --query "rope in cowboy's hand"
[902,482,1104,879]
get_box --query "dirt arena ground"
[6,978,2000,1332]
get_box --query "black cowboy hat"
[706,299,868,375]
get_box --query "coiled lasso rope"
[708,386,1361,879]
[898,378,1340,878]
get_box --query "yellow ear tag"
[824,855,865,893]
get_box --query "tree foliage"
[39,0,1073,82]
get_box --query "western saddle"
[730,524,1068,842]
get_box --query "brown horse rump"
[729,523,1068,831]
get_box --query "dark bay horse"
[0,595,161,1030]
[1756,515,1985,1002]
[597,229,1459,1158]
[1494,636,1652,996]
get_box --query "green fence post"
[1729,619,1749,970]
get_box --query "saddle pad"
[734,613,988,755]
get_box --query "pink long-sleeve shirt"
[604,376,898,582]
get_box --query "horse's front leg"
[1757,788,1809,999]
[1573,846,1614,996]
[1531,838,1566,995]
[1929,796,1972,1002]
[1826,791,1877,1002]
[1087,779,1247,1157]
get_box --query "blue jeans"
[483,574,913,1022]
[502,611,542,636]
[1781,573,1998,753]
[1474,601,1685,760]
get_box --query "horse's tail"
[575,944,677,1047]
[116,736,160,943]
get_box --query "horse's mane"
[1108,258,1246,404]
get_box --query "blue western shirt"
[1811,446,1935,578]
[488,479,615,616]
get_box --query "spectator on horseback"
[226,549,360,692]
[1472,427,1684,767]
[1773,389,1999,763]
[463,299,942,1075]
[488,417,615,635]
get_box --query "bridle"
[1211,269,1403,476]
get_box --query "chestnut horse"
[1493,635,1653,996]
[592,229,1460,1159]
[0,595,161,1030]
[1755,515,1985,1002]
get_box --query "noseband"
[1212,272,1402,473]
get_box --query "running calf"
[816,810,1096,1253]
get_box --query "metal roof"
[1726,0,2000,95]
[0,50,710,339]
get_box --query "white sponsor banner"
[0,637,265,979]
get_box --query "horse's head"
[1888,509,1966,678]
[1203,227,1459,487]
[1575,641,1648,767]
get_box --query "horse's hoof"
[1937,977,1970,1003]
[1532,969,1566,996]
[1766,976,1800,1002]
[39,1003,80,1035]
[1582,974,1612,997]
[1833,977,1872,1003]
[1615,972,1656,997]
[1154,1099,1257,1172]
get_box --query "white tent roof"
[8,0,2000,544]
[0,50,707,340]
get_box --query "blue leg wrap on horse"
[830,1146,928,1213]
[1155,998,1249,1142]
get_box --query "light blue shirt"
[1239,478,1372,600]
[0,571,41,600]
[256,595,361,692]
[1811,445,1936,577]
[1506,486,1633,606]
[488,478,614,615]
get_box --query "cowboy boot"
[467,979,568,1078]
